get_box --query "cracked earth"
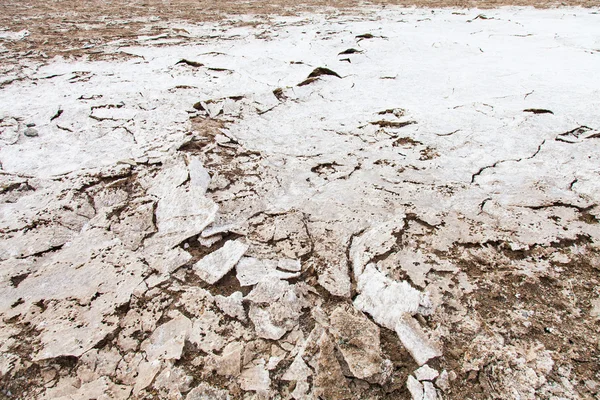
[1,3,600,400]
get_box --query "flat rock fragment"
[423,381,438,400]
[282,354,312,381]
[216,341,243,376]
[45,377,132,400]
[133,360,162,395]
[188,156,211,193]
[248,305,288,340]
[141,314,192,362]
[395,314,442,366]
[329,305,384,379]
[239,360,271,396]
[236,257,300,286]
[193,239,248,284]
[414,364,439,381]
[215,291,247,321]
[313,331,351,400]
[154,186,218,249]
[189,310,226,352]
[354,264,429,330]
[407,375,424,400]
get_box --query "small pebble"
[24,127,38,137]
[26,122,36,127]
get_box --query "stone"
[414,364,439,381]
[354,264,430,330]
[278,258,301,272]
[395,314,442,366]
[435,370,450,391]
[141,314,192,362]
[590,297,600,320]
[236,257,300,286]
[216,341,243,376]
[328,305,384,379]
[249,305,288,340]
[423,381,438,400]
[215,291,247,321]
[245,279,290,304]
[188,311,226,353]
[24,127,38,137]
[154,186,218,249]
[282,354,312,381]
[407,375,424,400]
[133,360,162,395]
[193,239,248,284]
[188,156,211,194]
[239,360,271,395]
[45,377,132,400]
[313,331,351,400]
[291,380,310,400]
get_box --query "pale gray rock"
[189,310,226,352]
[146,246,192,275]
[141,314,192,362]
[188,156,211,194]
[249,305,288,340]
[193,239,248,284]
[329,305,385,379]
[435,370,450,391]
[278,258,301,272]
[133,360,162,395]
[216,341,243,377]
[44,377,132,400]
[245,279,289,304]
[154,186,218,249]
[239,360,271,396]
[0,224,74,261]
[291,380,311,400]
[354,264,430,330]
[423,381,438,400]
[282,354,312,381]
[414,364,439,381]
[153,365,193,397]
[236,257,300,286]
[215,291,246,321]
[201,223,237,238]
[407,375,424,400]
[24,127,38,137]
[350,216,405,276]
[198,234,222,247]
[395,314,442,366]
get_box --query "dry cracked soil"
[1,0,600,399]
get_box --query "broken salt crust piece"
[407,375,424,400]
[423,381,438,400]
[141,314,192,362]
[236,257,300,286]
[354,264,430,330]
[188,156,211,194]
[395,314,442,366]
[414,364,439,381]
[277,258,301,272]
[193,239,248,284]
[239,360,271,395]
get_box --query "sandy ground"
[1,2,600,400]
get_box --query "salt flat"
[1,7,599,399]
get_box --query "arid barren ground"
[1,1,600,399]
